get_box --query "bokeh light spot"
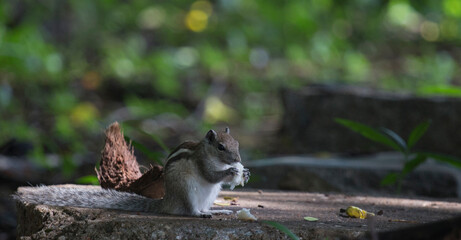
[387,2,420,29]
[45,53,63,74]
[70,102,99,126]
[185,10,209,32]
[138,7,166,30]
[249,48,270,69]
[344,52,370,82]
[113,58,134,78]
[174,47,199,68]
[81,71,101,90]
[420,21,440,42]
[204,96,237,123]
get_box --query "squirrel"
[13,127,250,218]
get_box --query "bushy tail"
[13,186,160,212]
[97,122,142,191]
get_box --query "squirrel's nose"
[234,155,241,162]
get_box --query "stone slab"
[245,154,461,198]
[279,86,461,157]
[15,185,461,239]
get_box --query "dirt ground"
[216,189,461,239]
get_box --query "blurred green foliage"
[75,175,100,185]
[1,0,461,178]
[336,118,461,191]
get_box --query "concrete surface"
[245,154,461,198]
[15,185,461,239]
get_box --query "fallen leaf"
[223,196,239,201]
[304,217,318,222]
[344,206,374,219]
[214,201,231,206]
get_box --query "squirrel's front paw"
[243,168,250,183]
[226,167,239,176]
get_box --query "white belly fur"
[187,174,222,212]
[183,159,228,212]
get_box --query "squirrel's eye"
[218,144,226,151]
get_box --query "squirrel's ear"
[206,130,217,143]
[224,127,230,134]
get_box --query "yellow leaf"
[213,201,231,206]
[345,206,375,219]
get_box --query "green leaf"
[304,217,319,222]
[382,154,427,187]
[379,128,407,153]
[75,175,100,185]
[380,173,398,186]
[335,118,402,152]
[407,120,431,150]
[262,221,300,240]
[421,153,461,169]
[401,154,427,176]
[124,136,165,166]
[417,85,461,97]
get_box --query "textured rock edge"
[15,186,365,240]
